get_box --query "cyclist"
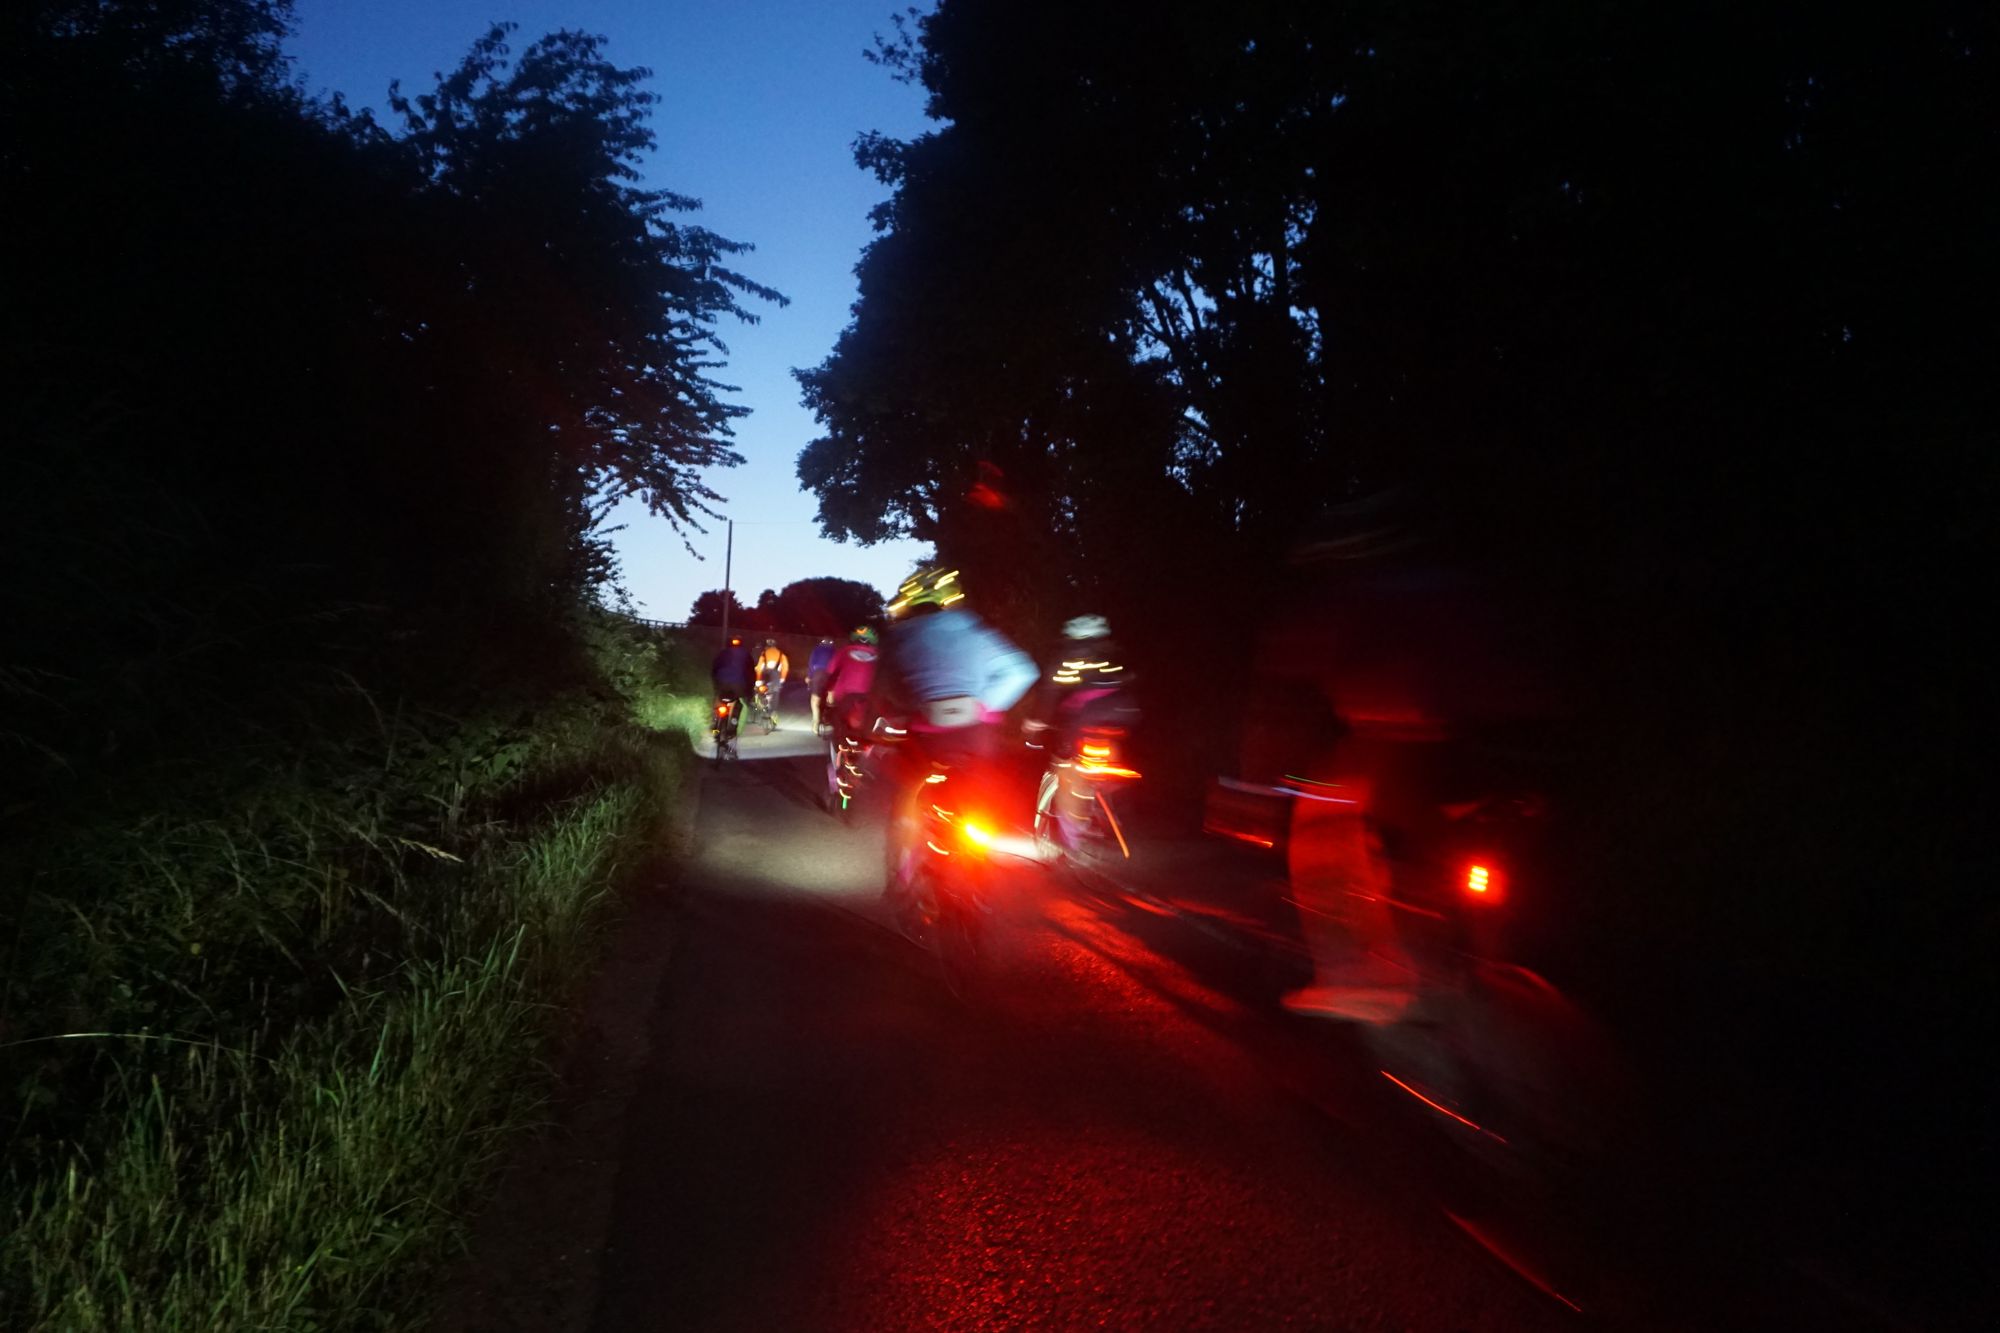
[824,626,881,738]
[753,638,789,727]
[822,626,882,808]
[710,634,753,732]
[874,568,1038,906]
[1023,613,1139,760]
[806,636,839,732]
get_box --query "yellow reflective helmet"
[887,567,964,618]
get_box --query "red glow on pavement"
[1378,1070,1507,1143]
[1442,1210,1586,1313]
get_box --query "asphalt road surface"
[432,706,1959,1333]
[578,717,1590,1332]
[418,691,1951,1333]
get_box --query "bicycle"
[889,760,1033,1002]
[1033,726,1140,883]
[747,680,778,733]
[710,695,741,767]
[823,713,870,819]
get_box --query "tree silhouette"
[799,0,1998,1026]
[768,577,888,634]
[686,590,750,627]
[2,2,782,793]
[803,0,1995,642]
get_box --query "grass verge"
[2,665,702,1329]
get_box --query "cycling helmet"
[888,567,963,618]
[1062,614,1111,641]
[850,625,879,645]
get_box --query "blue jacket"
[807,642,837,676]
[886,609,1038,717]
[711,643,754,693]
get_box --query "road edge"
[425,748,705,1333]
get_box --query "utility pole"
[719,518,734,643]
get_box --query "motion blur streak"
[1443,1211,1586,1314]
[1379,1070,1507,1144]
[1095,793,1132,857]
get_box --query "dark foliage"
[1,3,781,818]
[686,588,752,628]
[687,577,886,633]
[802,0,1996,1012]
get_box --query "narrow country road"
[584,721,1568,1332]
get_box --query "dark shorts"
[809,670,830,700]
[833,694,873,739]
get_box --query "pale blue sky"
[286,0,934,620]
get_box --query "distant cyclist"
[710,634,753,725]
[807,636,838,732]
[753,638,790,727]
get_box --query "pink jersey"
[824,642,879,699]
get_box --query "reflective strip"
[920,696,980,728]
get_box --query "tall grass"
[1,613,706,1330]
[634,690,714,751]
[6,786,642,1330]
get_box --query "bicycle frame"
[899,763,1038,999]
[1035,727,1141,867]
[710,696,741,764]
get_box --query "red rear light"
[1463,862,1503,904]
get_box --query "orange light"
[1076,761,1142,779]
[1467,865,1490,893]
[1081,742,1112,760]
[960,820,995,849]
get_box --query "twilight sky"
[286,0,935,621]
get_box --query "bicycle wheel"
[1033,769,1063,864]
[925,871,981,1003]
[823,738,843,814]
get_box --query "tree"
[798,0,1999,1015]
[2,3,784,789]
[767,578,888,634]
[686,590,749,627]
[805,0,1996,656]
[381,25,787,561]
